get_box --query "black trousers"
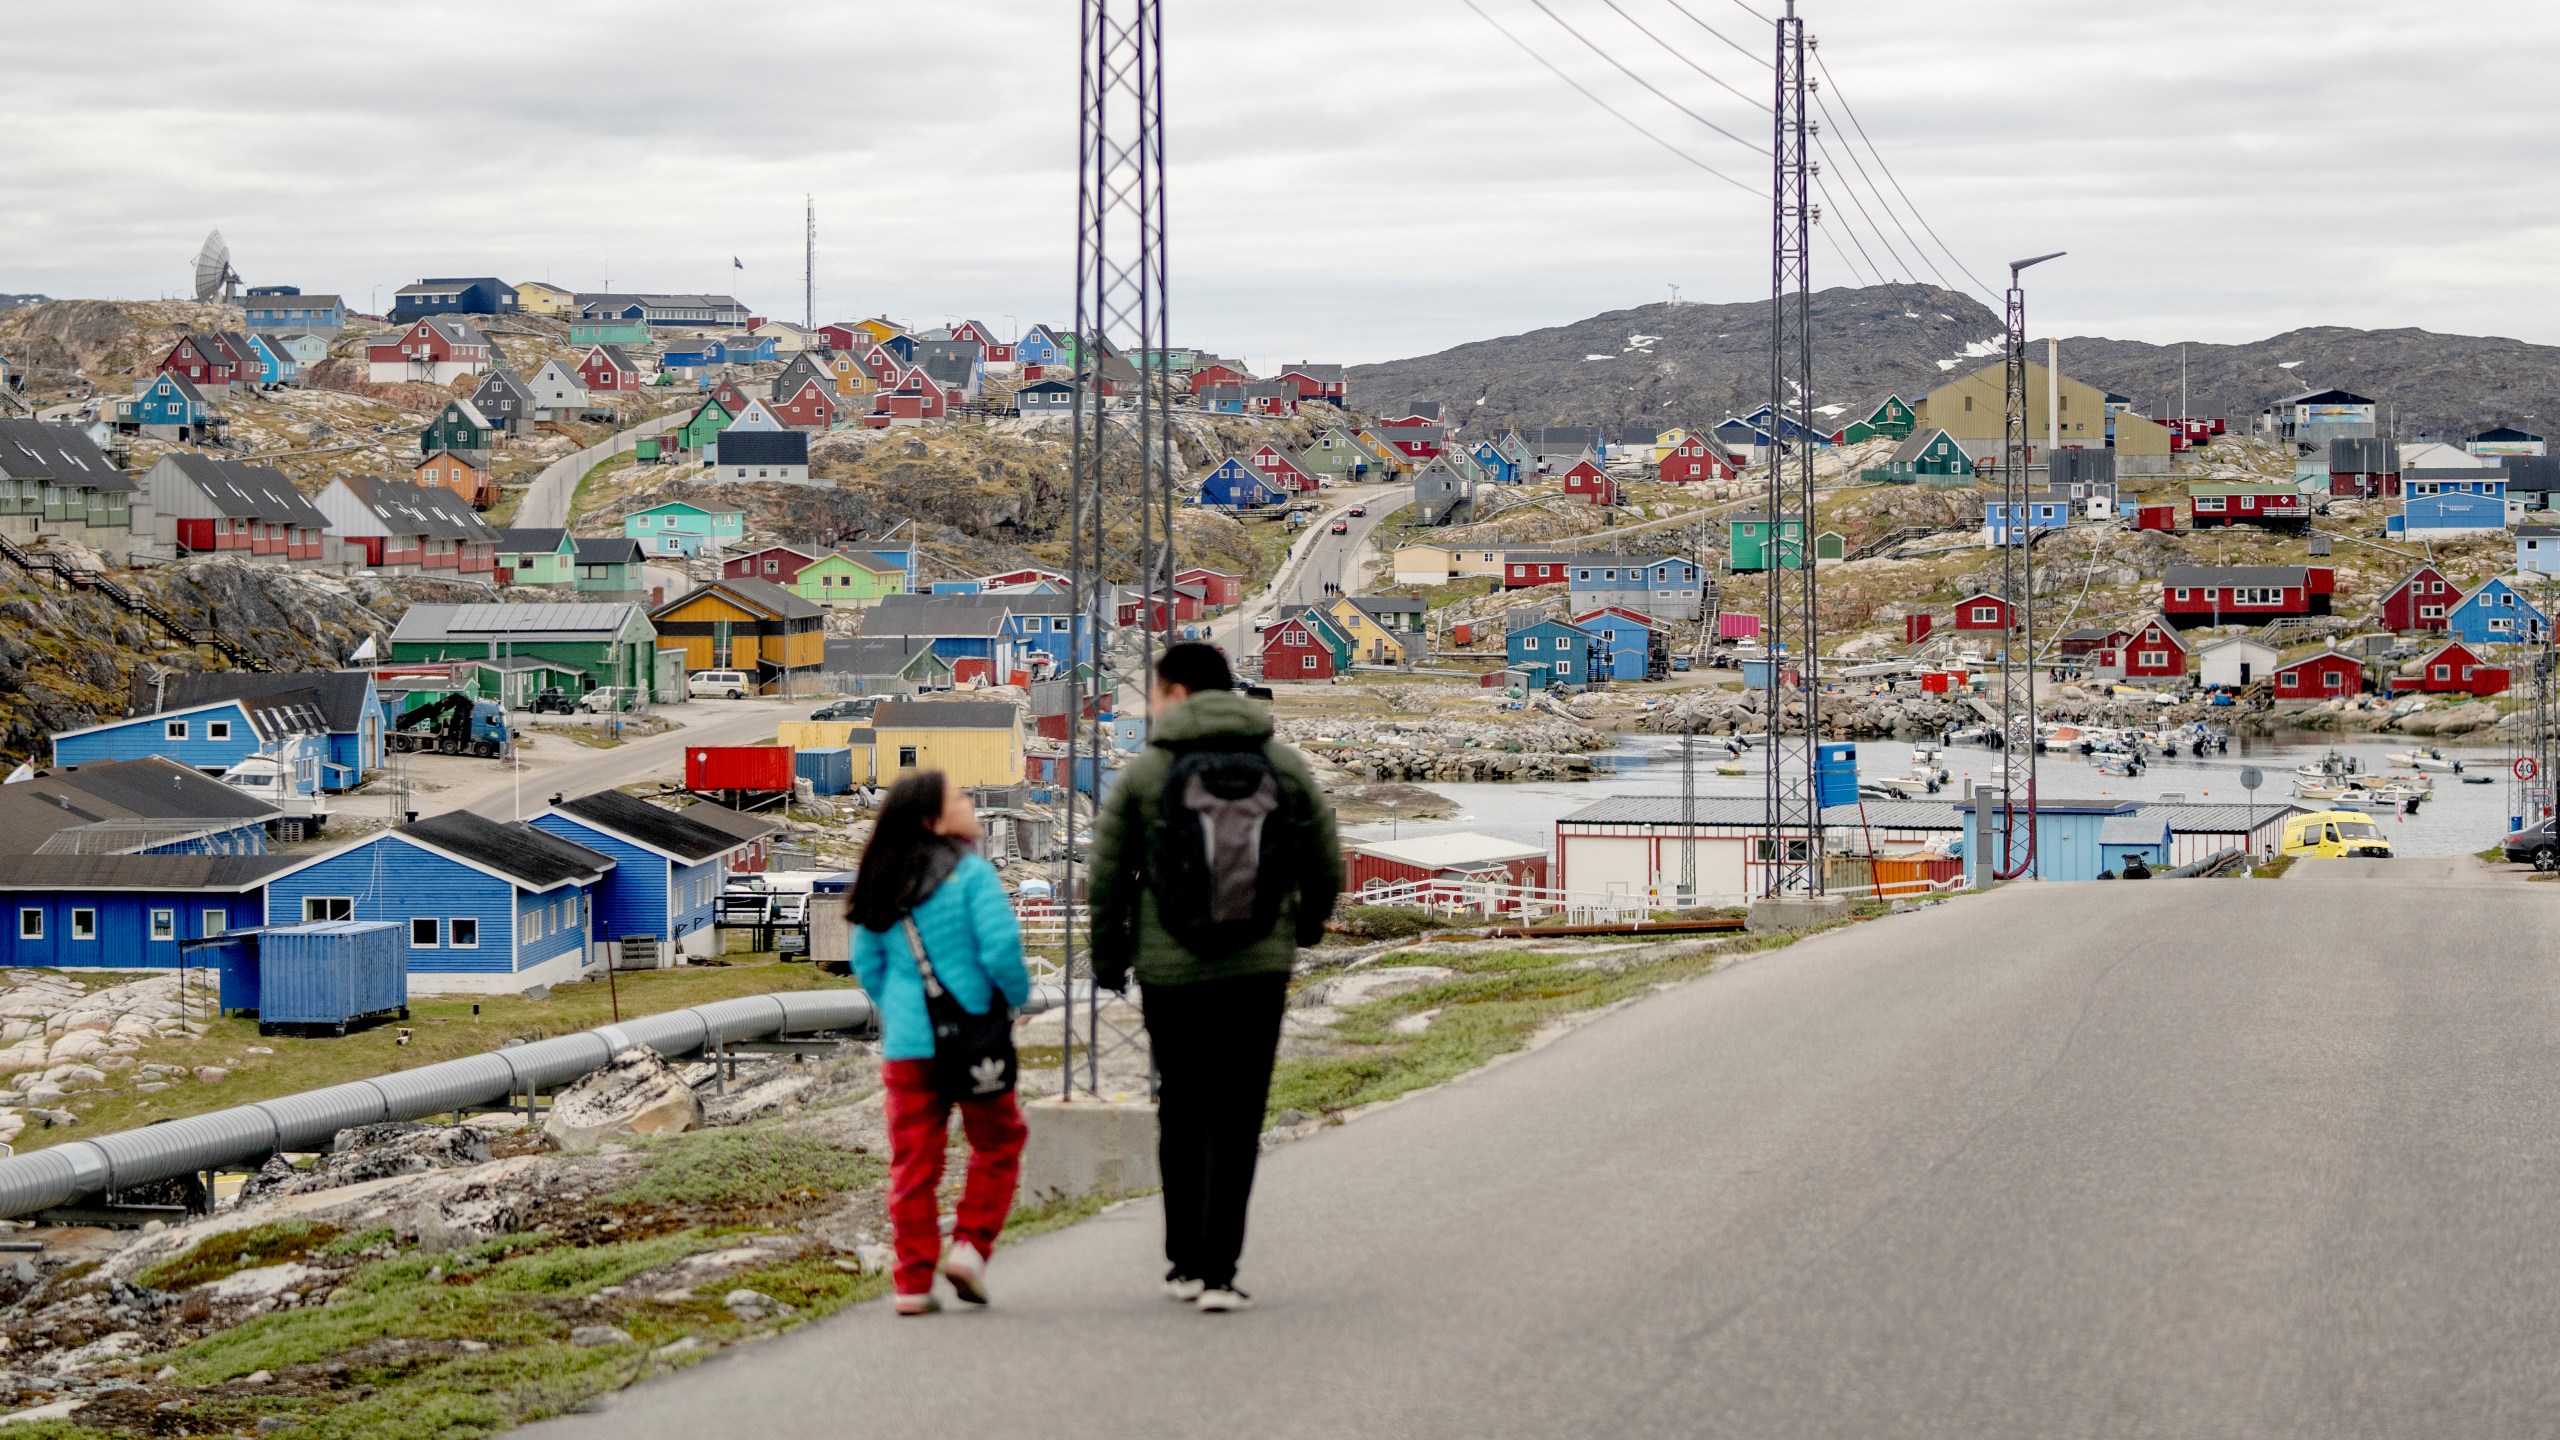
[1142,970,1289,1290]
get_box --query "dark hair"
[1155,641,1233,696]
[846,771,957,931]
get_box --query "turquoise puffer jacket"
[848,851,1032,1061]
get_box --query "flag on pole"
[4,763,30,785]
[349,635,377,663]
[733,256,744,269]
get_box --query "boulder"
[542,1048,701,1152]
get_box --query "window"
[1556,660,1572,675]
[1302,655,1318,671]
[2421,605,2444,619]
[2139,651,2167,667]
[899,746,919,768]
[304,896,351,922]
[2194,496,2225,511]
[17,910,38,940]
[2173,588,2190,602]
[1971,606,1999,623]
[150,909,175,942]
[450,918,479,949]
[2433,664,2452,680]
[204,909,226,937]
[207,720,231,741]
[1522,636,1540,651]
[412,917,440,948]
[70,910,94,941]
[166,719,189,741]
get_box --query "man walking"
[1090,643,1340,1313]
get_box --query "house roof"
[1349,832,1545,870]
[1349,596,1426,616]
[27,755,283,827]
[871,700,1019,731]
[399,811,614,888]
[589,343,638,371]
[390,602,646,644]
[2163,565,2311,587]
[141,670,380,736]
[0,419,134,494]
[671,802,784,845]
[827,635,951,677]
[656,577,821,623]
[497,527,571,554]
[2472,426,2544,444]
[573,537,644,566]
[334,474,497,543]
[2275,388,2374,407]
[416,448,489,474]
[160,455,329,526]
[716,430,809,466]
[0,853,298,892]
[553,790,751,865]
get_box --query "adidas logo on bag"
[970,1057,1008,1094]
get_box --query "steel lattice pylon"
[1993,252,2062,881]
[1058,0,1174,1098]
[1759,0,1823,896]
[2510,577,2558,832]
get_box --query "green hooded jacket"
[1088,689,1341,988]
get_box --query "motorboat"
[2387,747,2464,773]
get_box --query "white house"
[2195,636,2280,690]
[527,360,590,420]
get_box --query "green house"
[1867,428,1980,486]
[422,398,495,456]
[571,317,651,345]
[792,551,909,608]
[463,657,590,709]
[387,602,665,700]
[494,527,577,585]
[1861,394,1917,441]
[624,500,746,557]
[1815,529,1848,563]
[676,396,733,454]
[574,537,647,597]
[1729,513,1807,574]
[1298,428,1372,483]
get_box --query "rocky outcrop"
[1282,716,1615,782]
[542,1048,702,1151]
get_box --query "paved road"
[515,410,685,531]
[449,698,807,820]
[1205,482,1411,658]
[532,861,2560,1440]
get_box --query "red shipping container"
[687,745,796,793]
[2136,504,2177,532]
[1719,613,1762,641]
[1451,621,1473,645]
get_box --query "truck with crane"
[388,694,511,758]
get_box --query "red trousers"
[882,1059,1027,1297]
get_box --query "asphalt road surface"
[1204,483,1410,657]
[450,697,807,819]
[529,857,2560,1439]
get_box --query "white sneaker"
[1162,1275,1205,1303]
[1195,1287,1254,1313]
[893,1291,940,1317]
[942,1240,989,1306]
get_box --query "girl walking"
[847,771,1032,1316]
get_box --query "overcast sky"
[5,1,2555,367]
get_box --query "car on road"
[2280,809,2393,860]
[2503,816,2558,870]
[529,688,576,715]
[1330,519,1349,534]
[578,686,641,714]
[809,698,879,722]
[1347,505,1367,517]
[687,669,753,700]
[1670,656,1692,672]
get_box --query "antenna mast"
[803,195,815,331]
[1760,0,1822,897]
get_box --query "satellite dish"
[192,230,242,304]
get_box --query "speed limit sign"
[2518,757,2540,782]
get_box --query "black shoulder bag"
[901,916,1018,1101]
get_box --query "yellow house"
[1650,427,1691,464]
[826,349,875,398]
[1350,428,1414,475]
[649,578,827,694]
[1392,544,1457,585]
[849,316,905,347]
[1322,595,1406,665]
[869,699,1024,788]
[1914,360,2173,469]
[514,281,576,318]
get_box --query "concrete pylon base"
[1745,895,1852,934]
[1020,1097,1160,1202]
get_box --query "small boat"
[2095,754,2145,778]
[2388,747,2463,773]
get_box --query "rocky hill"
[1350,283,2560,442]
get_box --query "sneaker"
[893,1291,941,1317]
[1162,1275,1205,1303]
[942,1241,989,1306]
[1195,1287,1254,1313]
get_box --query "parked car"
[529,688,576,715]
[809,698,879,721]
[578,686,640,714]
[688,669,753,700]
[1670,656,1692,672]
[2503,816,2558,870]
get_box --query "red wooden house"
[1555,456,1618,506]
[1188,363,1250,395]
[1381,424,1446,462]
[2379,565,2456,633]
[1659,437,1737,484]
[1115,586,1204,628]
[2094,616,2187,681]
[856,344,906,391]
[723,545,823,585]
[143,455,332,566]
[1951,592,2014,632]
[576,344,640,393]
[2272,650,2367,700]
[981,567,1070,591]
[1249,444,1318,494]
[816,323,868,355]
[1503,552,1571,589]
[861,370,951,428]
[1175,566,1244,607]
[1261,615,1339,680]
[2188,483,2310,528]
[2162,565,2333,628]
[366,319,493,384]
[2390,640,2510,696]
[947,320,1012,363]
[159,334,240,391]
[1343,833,1548,897]
[1276,364,1347,404]
[770,377,841,430]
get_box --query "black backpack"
[1146,741,1305,955]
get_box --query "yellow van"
[2280,809,2394,859]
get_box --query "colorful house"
[244,333,299,387]
[2390,640,2511,696]
[2445,576,2549,645]
[2270,650,2367,701]
[0,417,144,564]
[1261,612,1347,679]
[1658,435,1738,485]
[364,318,493,385]
[1572,606,1664,682]
[415,449,498,510]
[1568,556,1704,621]
[624,501,745,558]
[158,334,242,392]
[388,603,665,701]
[118,372,216,440]
[577,344,642,393]
[1951,592,2015,633]
[868,701,1025,789]
[241,294,347,333]
[1874,428,1980,483]
[315,475,498,576]
[1315,595,1406,666]
[707,429,810,484]
[1503,551,1573,589]
[2189,482,2310,529]
[469,369,535,436]
[569,316,651,346]
[2092,616,2188,682]
[421,397,496,456]
[530,791,767,961]
[1984,491,2073,546]
[650,579,827,693]
[856,596,1020,684]
[142,454,330,565]
[1012,325,1069,370]
[527,360,591,420]
[723,544,822,586]
[769,377,842,431]
[55,673,387,794]
[1175,567,1244,607]
[2162,565,2334,628]
[2378,565,2457,632]
[676,395,734,454]
[1250,444,1318,494]
[1198,457,1287,511]
[494,528,578,586]
[791,551,909,609]
[1506,619,1594,689]
[387,278,518,322]
[1553,453,1618,505]
[574,538,646,597]
[1728,514,1805,573]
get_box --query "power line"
[1816,98,1964,296]
[1462,0,1763,198]
[1813,175,1892,285]
[1812,51,2001,301]
[1598,0,1769,111]
[1525,0,1768,156]
[1818,222,1879,290]
[1727,0,1771,22]
[1659,0,1771,69]
[1813,142,1918,281]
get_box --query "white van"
[687,669,753,699]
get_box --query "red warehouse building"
[2390,640,2511,696]
[1344,833,1549,899]
[2163,565,2333,628]
[1175,567,1244,607]
[2378,565,2457,633]
[1951,592,2015,632]
[2271,651,2367,700]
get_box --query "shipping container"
[1450,621,1474,646]
[1719,613,1762,641]
[236,920,408,1034]
[687,745,797,793]
[795,746,855,795]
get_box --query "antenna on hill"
[192,231,242,304]
[804,195,816,331]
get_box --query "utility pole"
[804,195,815,332]
[1996,252,2064,882]
[1760,0,1822,897]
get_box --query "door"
[2238,662,2252,684]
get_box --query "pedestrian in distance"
[1090,642,1342,1313]
[848,770,1033,1317]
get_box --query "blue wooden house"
[1471,440,1525,484]
[1014,326,1069,368]
[879,333,917,363]
[1570,607,1662,682]
[260,810,611,992]
[246,334,299,387]
[994,595,1094,666]
[661,339,713,371]
[1506,619,1596,689]
[0,854,287,970]
[1568,556,1704,621]
[2447,576,2550,645]
[88,671,390,792]
[1961,800,2175,885]
[2388,492,2509,539]
[2518,525,2560,576]
[1985,493,2073,546]
[53,692,330,783]
[531,791,766,963]
[120,372,214,435]
[1198,457,1287,511]
[725,335,778,364]
[240,294,347,333]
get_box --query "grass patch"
[2250,854,2297,878]
[608,1129,881,1210]
[139,1220,343,1292]
[1334,906,1455,941]
[15,959,850,1156]
[2477,844,2509,863]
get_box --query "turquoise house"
[625,501,745,557]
